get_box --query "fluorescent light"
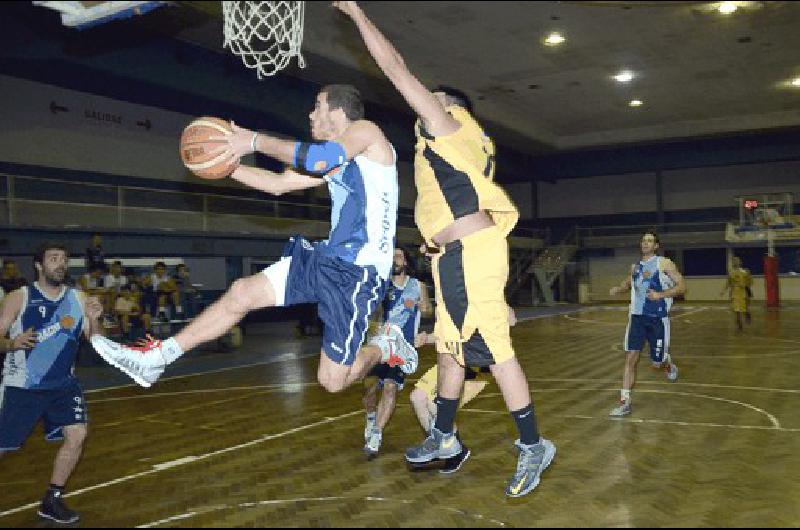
[792,77,800,87]
[614,70,635,83]
[543,32,566,46]
[629,99,644,107]
[718,2,738,14]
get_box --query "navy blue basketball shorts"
[0,380,87,451]
[263,236,386,366]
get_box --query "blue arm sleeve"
[293,141,347,175]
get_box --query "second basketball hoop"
[222,1,306,79]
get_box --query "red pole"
[764,255,780,308]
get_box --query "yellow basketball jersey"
[730,268,752,295]
[413,106,519,244]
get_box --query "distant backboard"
[33,1,167,29]
[736,192,794,229]
[727,192,800,249]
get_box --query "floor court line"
[563,306,709,326]
[530,377,800,394]
[83,308,594,395]
[84,352,321,394]
[79,377,800,409]
[87,383,320,404]
[136,496,508,529]
[460,408,800,433]
[0,410,363,520]
[474,388,781,428]
[607,341,799,359]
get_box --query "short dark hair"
[434,85,473,113]
[34,242,69,275]
[642,230,660,246]
[321,84,364,121]
[155,261,166,269]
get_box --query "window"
[683,248,727,276]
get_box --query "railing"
[0,173,548,245]
[1,173,334,232]
[576,222,728,240]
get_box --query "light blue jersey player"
[0,243,103,524]
[362,248,431,457]
[609,232,686,417]
[91,84,418,395]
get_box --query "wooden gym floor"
[1,304,799,527]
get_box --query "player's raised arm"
[334,1,459,137]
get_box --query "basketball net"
[222,1,306,79]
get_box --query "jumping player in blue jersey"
[362,247,431,458]
[91,85,417,392]
[608,231,686,417]
[0,242,104,524]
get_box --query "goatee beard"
[44,274,64,288]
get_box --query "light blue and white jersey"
[322,148,398,280]
[3,284,85,390]
[630,256,675,318]
[382,277,422,344]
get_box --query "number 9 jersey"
[2,284,85,390]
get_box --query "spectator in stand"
[1,260,28,294]
[142,262,180,321]
[79,266,106,298]
[114,285,148,341]
[85,234,106,273]
[172,264,199,318]
[103,261,128,313]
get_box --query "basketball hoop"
[222,1,306,79]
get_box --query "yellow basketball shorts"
[732,294,748,313]
[431,225,515,367]
[415,365,488,408]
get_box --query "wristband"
[251,132,259,153]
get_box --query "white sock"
[161,337,184,365]
[621,389,631,403]
[158,307,167,314]
[366,412,376,421]
[176,306,183,314]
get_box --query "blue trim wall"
[526,128,800,181]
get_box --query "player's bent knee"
[229,275,276,313]
[383,381,398,397]
[64,425,87,449]
[410,388,427,406]
[319,374,347,394]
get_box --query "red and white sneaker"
[609,400,632,417]
[370,324,418,375]
[665,362,679,382]
[91,334,166,388]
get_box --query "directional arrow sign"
[50,101,69,114]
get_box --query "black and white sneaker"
[440,446,471,474]
[38,490,80,524]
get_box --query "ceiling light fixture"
[543,32,566,47]
[792,77,800,87]
[614,70,635,83]
[629,99,644,107]
[718,2,738,15]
